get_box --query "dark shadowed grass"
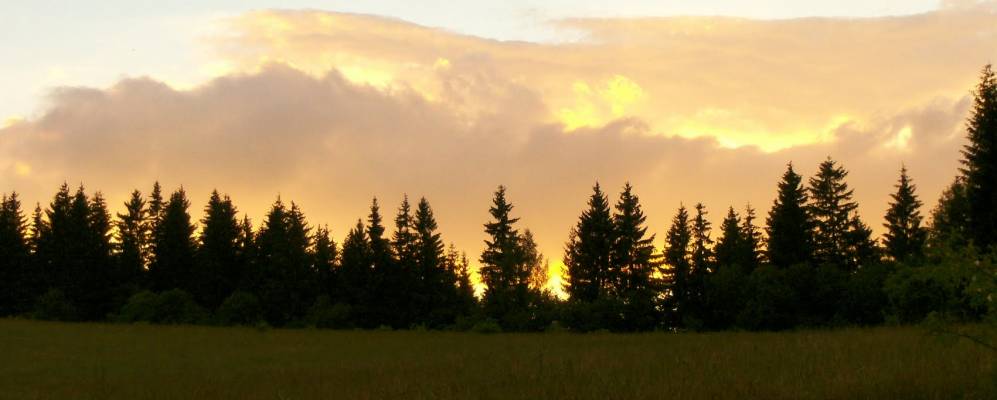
[0,319,993,399]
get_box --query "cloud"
[0,6,987,289]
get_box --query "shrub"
[216,291,263,326]
[307,295,352,329]
[471,318,503,334]
[117,290,160,323]
[154,289,208,324]
[33,289,78,321]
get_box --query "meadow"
[0,320,993,399]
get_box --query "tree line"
[1,65,996,332]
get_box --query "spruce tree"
[196,190,242,309]
[339,220,371,327]
[766,163,813,268]
[691,203,714,275]
[563,183,615,302]
[367,198,403,327]
[883,166,927,262]
[79,191,114,320]
[313,224,338,299]
[391,196,419,324]
[664,205,692,327]
[0,193,30,315]
[116,190,147,291]
[479,186,539,328]
[612,183,659,330]
[809,158,867,270]
[739,205,763,271]
[253,199,315,326]
[960,64,997,251]
[413,197,451,327]
[930,177,971,247]
[149,188,197,294]
[714,207,742,270]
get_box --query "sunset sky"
[2,1,996,291]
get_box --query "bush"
[216,291,263,326]
[116,289,207,325]
[33,289,78,321]
[117,290,160,323]
[738,265,798,331]
[307,295,352,329]
[154,289,208,324]
[470,318,503,334]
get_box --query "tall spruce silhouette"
[714,207,742,270]
[413,197,453,327]
[0,193,30,315]
[739,205,763,271]
[196,190,242,309]
[664,204,692,327]
[766,163,813,268]
[479,186,541,328]
[116,190,148,292]
[339,220,372,327]
[611,183,659,331]
[253,199,315,326]
[808,158,874,270]
[884,166,926,262]
[149,188,196,294]
[960,64,997,251]
[563,182,615,302]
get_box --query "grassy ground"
[0,319,993,399]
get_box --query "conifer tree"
[79,191,115,320]
[766,163,813,268]
[883,166,927,262]
[313,224,338,298]
[196,190,242,309]
[739,205,763,270]
[0,193,30,315]
[116,191,147,291]
[391,196,419,324]
[145,182,164,267]
[149,188,197,294]
[664,204,693,326]
[367,198,403,327]
[612,183,660,330]
[446,244,477,318]
[563,183,615,302]
[691,203,714,275]
[413,197,451,326]
[959,64,997,251]
[714,207,742,270]
[929,177,970,247]
[253,198,315,326]
[809,158,863,269]
[339,220,371,326]
[479,186,541,328]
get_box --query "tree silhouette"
[116,190,148,292]
[149,188,196,294]
[715,207,742,270]
[664,204,692,327]
[0,193,31,315]
[196,190,242,309]
[960,64,997,251]
[809,158,859,268]
[766,163,814,268]
[884,166,927,262]
[563,182,615,302]
[339,220,372,327]
[252,198,315,326]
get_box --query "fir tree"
[766,163,813,268]
[808,158,864,269]
[339,220,371,327]
[413,197,452,327]
[959,64,997,251]
[149,188,197,294]
[367,198,403,327]
[883,166,927,262]
[563,182,615,302]
[196,190,242,309]
[612,183,660,330]
[930,177,970,247]
[479,186,539,328]
[739,204,763,271]
[115,190,147,291]
[664,204,693,327]
[0,193,30,315]
[313,224,338,299]
[253,198,315,326]
[714,207,742,270]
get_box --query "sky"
[1,0,995,291]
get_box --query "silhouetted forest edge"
[1,65,997,335]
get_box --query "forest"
[1,65,996,333]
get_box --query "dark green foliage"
[809,158,861,269]
[610,183,660,331]
[930,177,971,247]
[32,289,78,322]
[215,290,263,326]
[307,295,352,329]
[149,188,197,293]
[118,289,207,325]
[196,190,242,309]
[960,64,997,251]
[737,266,797,331]
[0,193,32,315]
[664,204,693,327]
[563,183,615,302]
[884,167,927,262]
[839,263,894,326]
[251,199,316,326]
[766,163,813,268]
[885,245,987,324]
[115,190,148,294]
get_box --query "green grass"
[0,319,993,399]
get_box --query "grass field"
[0,320,993,399]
